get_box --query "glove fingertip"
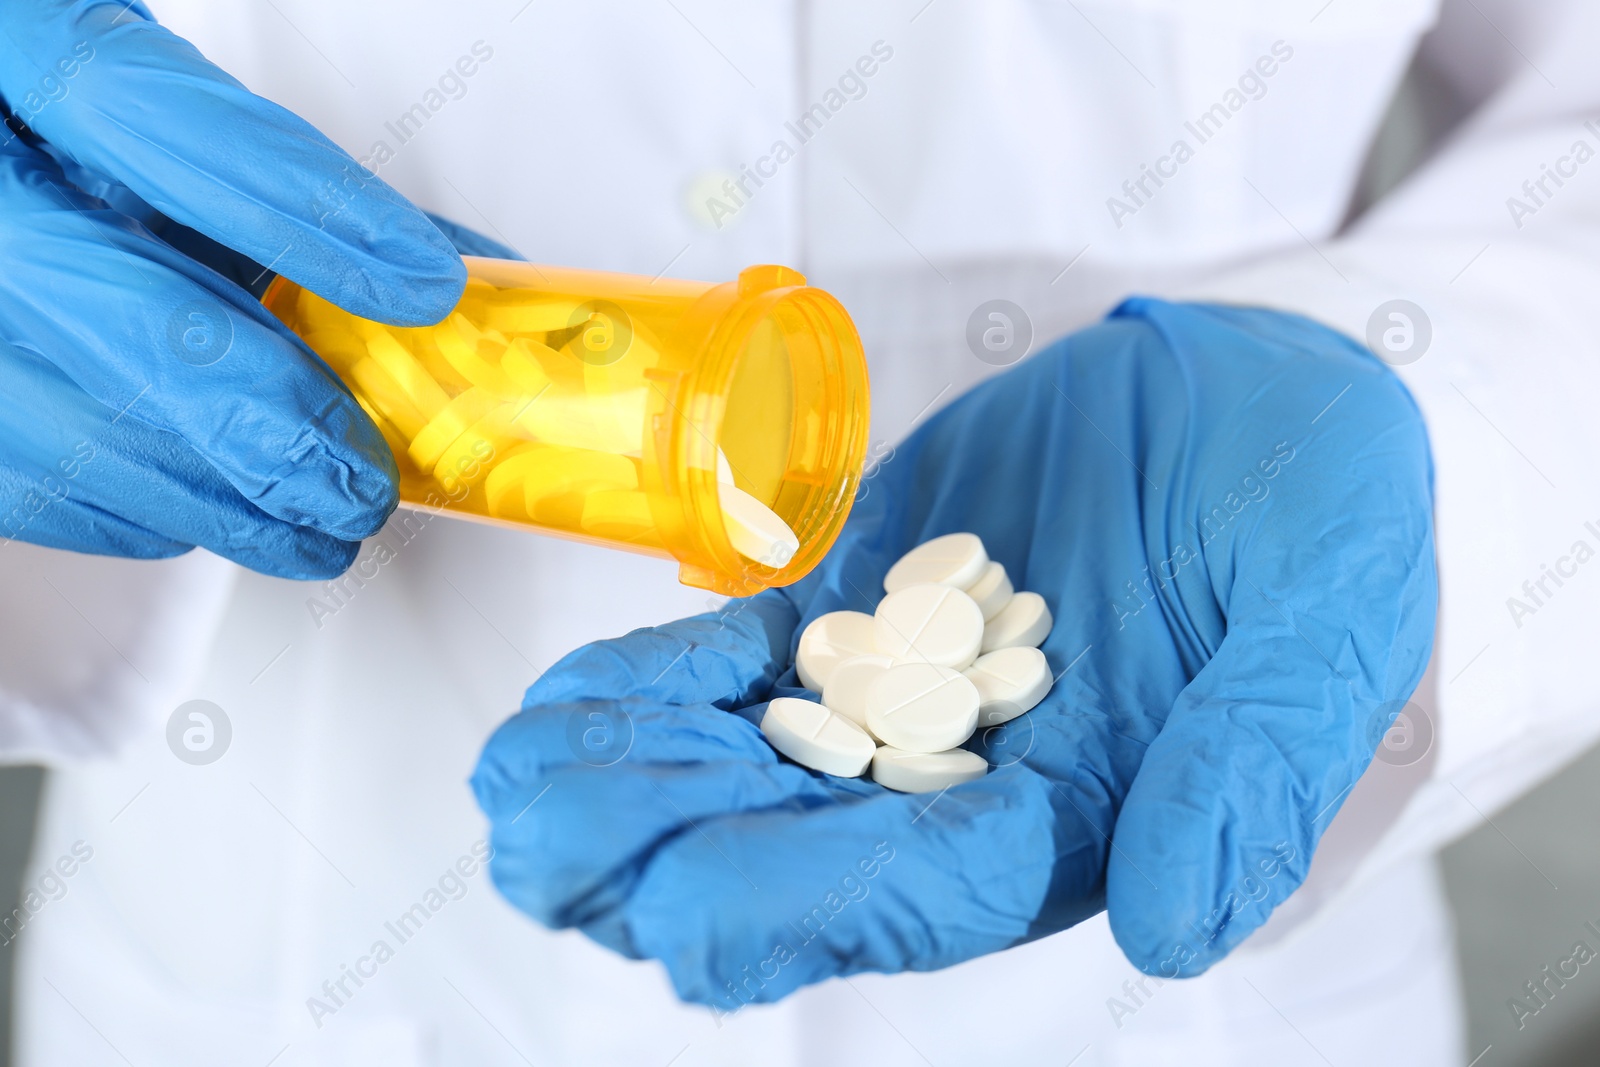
[470,711,547,816]
[313,190,467,326]
[1106,787,1313,980]
[354,240,467,327]
[248,390,401,541]
[220,528,359,581]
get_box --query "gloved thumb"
[1105,540,1435,976]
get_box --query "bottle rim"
[673,274,870,596]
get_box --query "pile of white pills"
[759,533,1054,793]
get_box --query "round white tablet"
[883,532,988,593]
[964,646,1052,726]
[874,583,984,669]
[980,591,1053,653]
[719,483,799,568]
[795,611,878,691]
[964,560,1014,621]
[760,697,875,778]
[871,746,989,794]
[821,654,896,732]
[865,663,980,754]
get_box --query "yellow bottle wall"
[263,258,870,595]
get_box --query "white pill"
[719,483,799,568]
[964,646,1052,727]
[871,746,989,794]
[875,583,985,669]
[821,654,897,733]
[883,532,988,593]
[760,697,876,777]
[964,560,1014,621]
[795,611,878,691]
[981,591,1053,653]
[865,663,980,754]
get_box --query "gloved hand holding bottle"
[472,298,1438,1002]
[0,0,466,576]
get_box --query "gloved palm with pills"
[475,297,1436,1001]
[0,0,482,576]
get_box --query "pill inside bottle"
[263,259,870,595]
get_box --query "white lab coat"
[8,0,1598,1062]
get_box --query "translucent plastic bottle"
[262,258,870,596]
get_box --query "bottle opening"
[680,276,870,596]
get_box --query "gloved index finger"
[0,1,465,325]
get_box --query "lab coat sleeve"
[0,545,236,762]
[1174,0,1600,938]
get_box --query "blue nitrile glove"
[472,297,1437,1005]
[0,0,467,577]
